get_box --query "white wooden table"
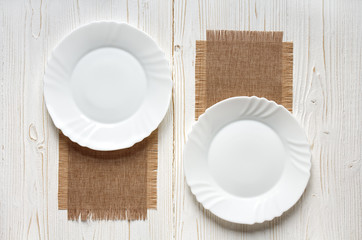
[1,0,361,239]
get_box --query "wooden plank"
[1,0,361,239]
[127,0,173,239]
[173,0,362,239]
[1,0,173,239]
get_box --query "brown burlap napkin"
[58,130,157,220]
[196,30,293,118]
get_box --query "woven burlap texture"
[58,129,157,220]
[195,30,293,119]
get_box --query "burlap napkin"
[196,30,293,118]
[58,130,157,220]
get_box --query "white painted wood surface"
[1,0,361,239]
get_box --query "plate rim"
[183,96,311,224]
[43,21,172,151]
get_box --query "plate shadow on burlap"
[195,30,293,119]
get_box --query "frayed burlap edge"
[281,42,294,112]
[206,30,283,42]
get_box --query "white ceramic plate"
[44,22,172,151]
[184,97,311,224]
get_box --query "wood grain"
[173,0,361,239]
[1,0,361,239]
[1,0,173,239]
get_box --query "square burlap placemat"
[58,130,157,220]
[195,30,293,118]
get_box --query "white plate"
[184,97,311,224]
[44,22,172,151]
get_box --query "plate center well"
[208,120,286,197]
[71,47,147,123]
